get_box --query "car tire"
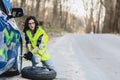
[15,38,22,74]
[21,66,57,80]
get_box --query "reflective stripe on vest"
[38,46,50,61]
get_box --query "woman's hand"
[31,47,39,53]
[27,43,31,51]
[24,51,33,60]
[27,43,39,53]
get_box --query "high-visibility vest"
[26,26,50,61]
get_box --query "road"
[1,34,120,80]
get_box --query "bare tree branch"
[100,0,105,7]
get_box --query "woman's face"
[28,19,35,31]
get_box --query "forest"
[9,0,120,34]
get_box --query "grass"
[46,26,65,33]
[45,23,66,33]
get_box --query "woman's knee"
[31,55,40,64]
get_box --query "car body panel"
[0,0,22,75]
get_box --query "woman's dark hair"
[23,16,39,33]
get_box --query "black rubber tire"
[21,66,57,80]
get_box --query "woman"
[23,16,55,71]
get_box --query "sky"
[62,0,105,24]
[61,0,85,17]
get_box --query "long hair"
[23,16,39,33]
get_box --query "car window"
[0,1,7,14]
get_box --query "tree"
[102,0,115,33]
[83,0,94,33]
[36,0,41,17]
[113,0,120,33]
[21,0,26,8]
[52,0,58,26]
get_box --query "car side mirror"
[10,8,24,18]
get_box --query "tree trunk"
[21,0,26,7]
[53,0,58,18]
[52,0,58,27]
[43,0,46,20]
[102,0,115,33]
[36,0,41,17]
[96,4,102,33]
[113,0,120,33]
[86,0,94,33]
[31,0,36,15]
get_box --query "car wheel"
[21,66,57,80]
[15,38,22,74]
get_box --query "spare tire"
[21,66,57,80]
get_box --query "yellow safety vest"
[26,26,50,61]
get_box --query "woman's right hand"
[24,51,33,60]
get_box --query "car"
[0,0,24,75]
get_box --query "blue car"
[0,0,24,75]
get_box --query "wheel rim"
[17,42,22,73]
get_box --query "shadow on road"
[0,71,19,78]
[0,72,62,80]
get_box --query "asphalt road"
[1,34,120,80]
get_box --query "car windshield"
[0,1,7,14]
